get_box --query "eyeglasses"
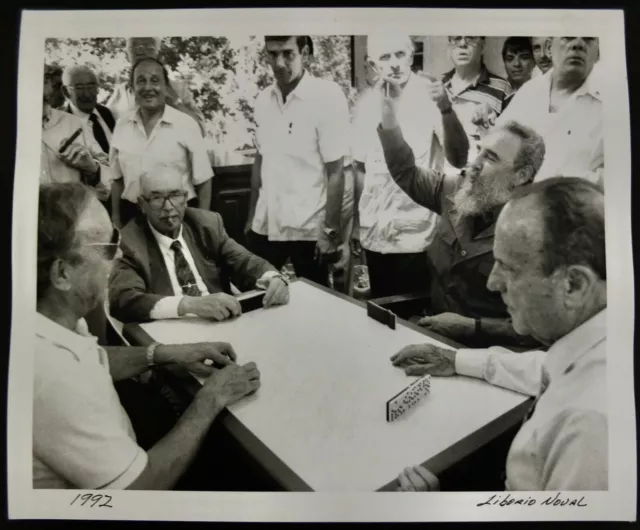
[85,227,121,260]
[143,191,188,209]
[68,83,98,93]
[448,36,483,47]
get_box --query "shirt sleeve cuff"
[256,270,282,290]
[100,447,148,490]
[149,296,184,320]
[454,349,490,379]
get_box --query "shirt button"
[461,250,467,256]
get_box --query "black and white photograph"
[8,7,636,523]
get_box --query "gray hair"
[37,183,96,300]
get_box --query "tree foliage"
[45,36,357,151]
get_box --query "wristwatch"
[147,341,161,367]
[322,227,339,240]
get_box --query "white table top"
[140,281,529,491]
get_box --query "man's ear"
[61,85,71,101]
[563,265,599,305]
[514,166,534,187]
[301,44,310,62]
[49,258,74,293]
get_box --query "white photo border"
[10,7,636,522]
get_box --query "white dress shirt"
[455,309,607,491]
[33,314,147,489]
[147,222,280,320]
[110,105,214,204]
[253,70,351,241]
[352,72,442,254]
[495,67,604,186]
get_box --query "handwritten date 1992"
[70,493,114,508]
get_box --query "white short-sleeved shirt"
[110,105,214,204]
[352,73,443,254]
[253,71,351,241]
[33,313,148,489]
[495,67,604,186]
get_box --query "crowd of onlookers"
[35,34,607,493]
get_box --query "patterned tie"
[522,367,551,423]
[89,113,110,154]
[170,240,202,297]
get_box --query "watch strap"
[147,341,161,367]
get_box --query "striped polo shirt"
[441,64,510,172]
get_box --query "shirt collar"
[273,69,312,102]
[547,64,604,102]
[442,63,491,89]
[131,104,174,125]
[147,220,185,252]
[544,308,607,381]
[36,312,98,362]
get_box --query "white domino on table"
[386,375,432,422]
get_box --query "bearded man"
[376,94,545,348]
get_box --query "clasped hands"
[156,341,260,407]
[179,276,289,321]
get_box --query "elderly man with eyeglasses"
[108,166,289,324]
[441,36,510,174]
[35,182,263,490]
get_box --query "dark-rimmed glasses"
[448,36,483,47]
[142,191,188,209]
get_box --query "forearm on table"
[441,109,469,169]
[127,391,225,490]
[455,347,547,396]
[106,343,185,382]
[325,160,345,231]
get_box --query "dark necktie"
[170,240,202,297]
[89,113,110,154]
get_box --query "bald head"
[367,35,414,61]
[62,65,98,113]
[127,37,162,63]
[367,35,415,86]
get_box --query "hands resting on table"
[159,340,261,407]
[390,342,458,492]
[178,277,290,321]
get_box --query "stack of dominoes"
[386,375,432,422]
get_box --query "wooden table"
[124,279,531,492]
